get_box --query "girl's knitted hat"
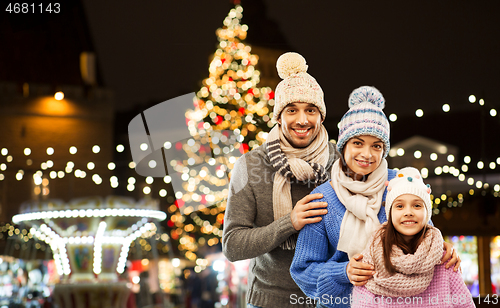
[337,86,390,157]
[273,52,326,121]
[385,167,433,223]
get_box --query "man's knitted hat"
[337,86,390,157]
[273,52,326,121]
[385,167,433,223]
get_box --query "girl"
[351,167,474,308]
[290,86,459,308]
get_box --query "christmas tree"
[161,4,275,262]
[188,5,275,149]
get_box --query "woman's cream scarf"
[331,159,388,258]
[265,125,330,249]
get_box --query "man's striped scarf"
[265,124,330,249]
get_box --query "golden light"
[54,91,64,100]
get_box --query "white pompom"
[348,86,385,109]
[276,52,308,79]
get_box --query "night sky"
[82,0,500,118]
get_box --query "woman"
[290,86,460,308]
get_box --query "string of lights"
[386,94,498,123]
[3,143,498,192]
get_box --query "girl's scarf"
[362,224,444,297]
[332,159,388,259]
[265,124,330,249]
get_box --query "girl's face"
[343,135,384,180]
[391,194,427,242]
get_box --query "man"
[222,52,339,308]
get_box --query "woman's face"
[343,135,384,180]
[391,194,427,242]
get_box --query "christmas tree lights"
[162,4,276,260]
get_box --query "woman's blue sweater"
[290,169,397,308]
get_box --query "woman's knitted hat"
[273,52,326,121]
[337,86,390,157]
[385,167,433,223]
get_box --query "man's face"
[278,102,323,148]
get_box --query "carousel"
[12,196,166,308]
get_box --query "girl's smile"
[391,194,426,242]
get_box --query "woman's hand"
[347,254,375,286]
[442,241,461,272]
